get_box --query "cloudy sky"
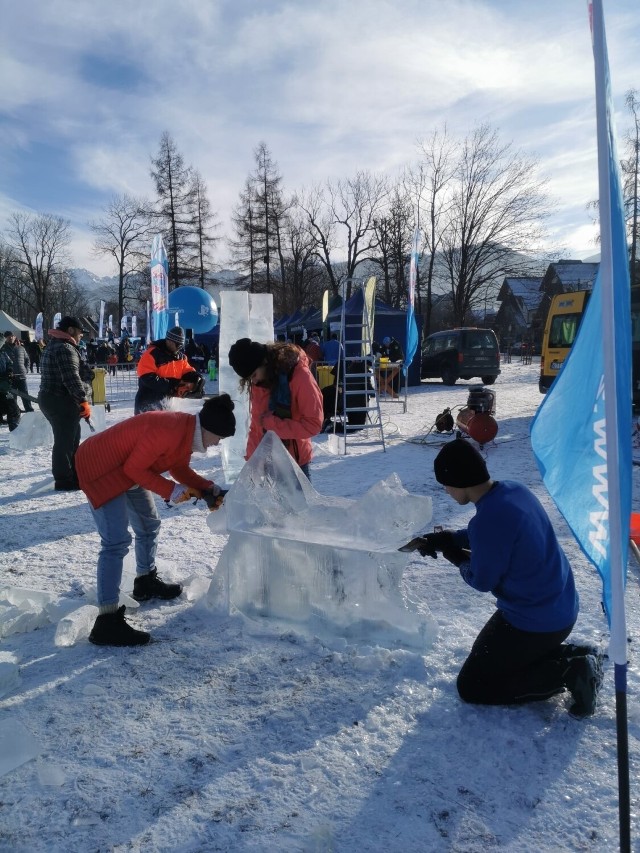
[1,0,638,277]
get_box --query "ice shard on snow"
[207,432,436,650]
[0,718,42,778]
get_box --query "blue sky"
[1,0,638,276]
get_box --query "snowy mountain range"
[69,268,241,295]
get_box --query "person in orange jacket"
[134,326,203,414]
[228,338,323,479]
[76,394,236,647]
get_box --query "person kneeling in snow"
[75,394,236,647]
[403,438,603,718]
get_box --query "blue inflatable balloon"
[168,287,218,334]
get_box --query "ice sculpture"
[218,290,273,483]
[207,432,437,650]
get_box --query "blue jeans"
[90,486,161,606]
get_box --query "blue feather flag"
[404,227,420,376]
[531,0,631,636]
[150,234,169,342]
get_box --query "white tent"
[0,309,35,340]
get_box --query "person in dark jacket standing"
[38,316,94,491]
[3,332,32,412]
[403,438,603,718]
[0,345,20,430]
[134,326,203,414]
[76,394,236,646]
[28,338,43,373]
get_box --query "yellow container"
[315,364,334,390]
[92,367,107,405]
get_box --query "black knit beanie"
[228,338,268,379]
[434,438,490,488]
[199,393,236,438]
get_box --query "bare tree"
[298,185,339,293]
[371,183,414,308]
[277,202,327,314]
[301,171,388,299]
[231,143,290,300]
[230,178,260,290]
[90,194,152,325]
[6,212,72,322]
[408,127,458,331]
[150,132,197,289]
[251,142,288,294]
[439,124,549,325]
[622,89,640,288]
[0,240,30,323]
[187,170,219,288]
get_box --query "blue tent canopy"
[326,291,423,386]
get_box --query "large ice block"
[206,432,436,650]
[9,411,53,450]
[0,652,20,699]
[218,290,274,483]
[54,605,99,647]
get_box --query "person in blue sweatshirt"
[403,438,603,717]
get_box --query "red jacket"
[246,349,323,468]
[76,412,213,509]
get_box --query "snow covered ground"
[0,360,639,852]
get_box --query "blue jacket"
[321,338,343,366]
[453,480,578,632]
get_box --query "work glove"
[200,486,229,511]
[399,530,457,559]
[79,401,92,420]
[169,484,203,505]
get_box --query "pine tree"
[150,132,198,289]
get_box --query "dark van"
[421,328,501,385]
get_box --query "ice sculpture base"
[208,532,436,650]
[206,432,437,651]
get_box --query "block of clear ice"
[207,432,437,650]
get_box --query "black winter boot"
[89,606,150,647]
[132,568,182,602]
[565,654,604,718]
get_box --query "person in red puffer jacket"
[76,394,236,647]
[228,338,323,480]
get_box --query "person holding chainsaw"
[402,437,602,718]
[134,326,204,414]
[76,393,236,647]
[38,316,95,491]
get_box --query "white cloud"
[1,0,638,275]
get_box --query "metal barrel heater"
[456,385,498,445]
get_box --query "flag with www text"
[404,227,420,376]
[151,234,169,341]
[530,0,631,626]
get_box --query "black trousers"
[0,392,21,430]
[38,391,81,486]
[457,610,574,706]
